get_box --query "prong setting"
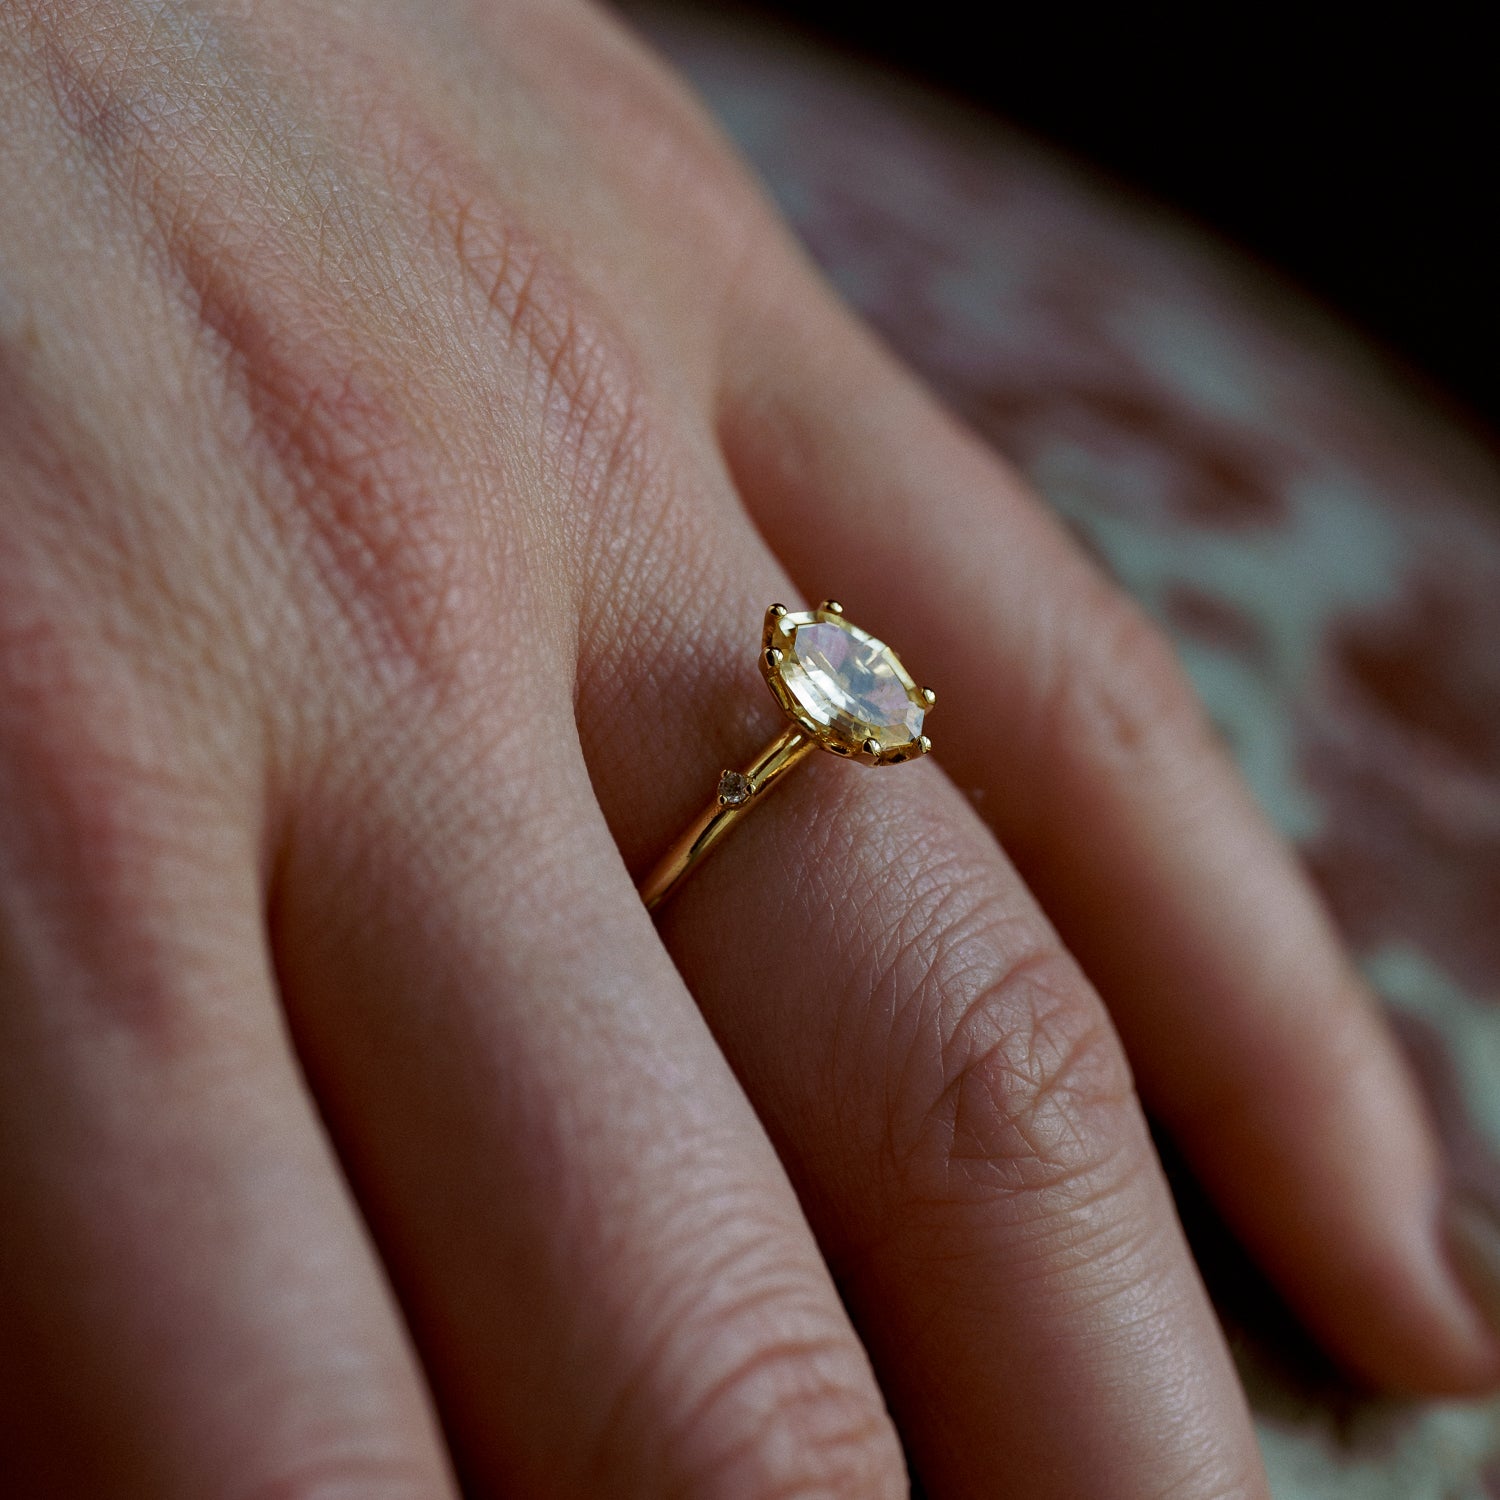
[759,599,932,767]
[716,770,753,807]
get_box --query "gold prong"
[821,599,844,615]
[764,647,783,669]
[769,603,788,618]
[862,737,881,758]
[918,734,933,755]
[921,686,937,708]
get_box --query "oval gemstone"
[780,618,924,751]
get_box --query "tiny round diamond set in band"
[639,600,933,911]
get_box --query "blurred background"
[732,0,1500,435]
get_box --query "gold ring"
[639,600,935,912]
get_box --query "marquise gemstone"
[778,618,924,751]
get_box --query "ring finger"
[582,504,1270,1499]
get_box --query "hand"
[1,2,1493,1495]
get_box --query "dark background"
[745,1,1500,437]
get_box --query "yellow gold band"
[639,724,816,912]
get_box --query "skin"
[0,0,1495,1495]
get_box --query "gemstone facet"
[771,612,925,756]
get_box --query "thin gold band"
[639,724,816,912]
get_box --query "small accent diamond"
[717,770,752,807]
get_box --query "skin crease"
[0,1,1495,1497]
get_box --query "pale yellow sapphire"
[777,616,925,752]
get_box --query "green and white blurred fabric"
[634,7,1500,1493]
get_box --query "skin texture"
[0,1,1495,1495]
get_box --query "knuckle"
[440,186,592,412]
[669,1331,904,1500]
[596,1226,904,1500]
[1044,583,1214,774]
[250,349,493,701]
[880,879,1139,1211]
[427,174,703,655]
[247,121,667,701]
[427,171,666,540]
[191,261,515,722]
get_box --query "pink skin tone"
[0,2,1495,1497]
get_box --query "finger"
[268,693,906,1498]
[661,743,1270,1499]
[576,575,1269,1489]
[712,264,1500,1391]
[0,710,454,1496]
